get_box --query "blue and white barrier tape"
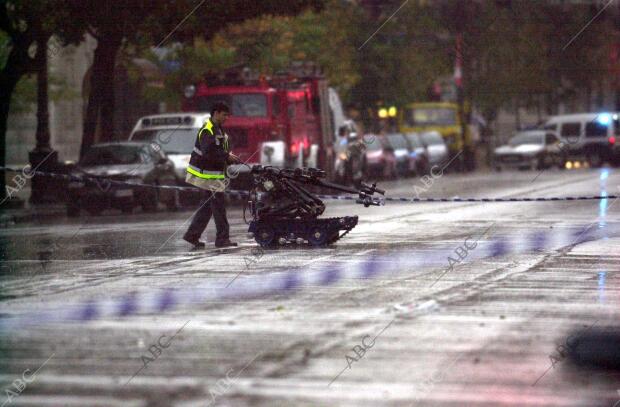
[315,194,620,202]
[1,222,617,330]
[1,166,616,203]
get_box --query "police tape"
[1,222,618,330]
[318,194,619,202]
[0,166,617,203]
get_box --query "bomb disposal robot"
[246,165,384,247]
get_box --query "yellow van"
[399,102,475,171]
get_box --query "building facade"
[6,35,97,166]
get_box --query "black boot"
[215,240,238,248]
[183,235,206,249]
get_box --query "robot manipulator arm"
[251,165,384,207]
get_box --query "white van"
[128,113,210,180]
[542,112,619,167]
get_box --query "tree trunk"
[515,97,521,130]
[35,32,52,152]
[99,47,117,142]
[0,43,30,201]
[81,62,100,158]
[0,75,20,202]
[482,109,496,168]
[80,35,122,158]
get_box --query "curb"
[0,205,67,225]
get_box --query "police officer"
[183,102,240,249]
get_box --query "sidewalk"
[0,184,66,225]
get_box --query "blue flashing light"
[596,113,611,126]
[600,168,609,181]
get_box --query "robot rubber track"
[246,165,384,247]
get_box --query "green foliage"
[462,0,615,118]
[0,32,10,69]
[292,3,361,100]
[99,0,620,123]
[351,0,447,115]
[130,0,359,108]
[1,1,85,116]
[9,75,36,114]
[9,72,79,114]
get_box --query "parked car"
[542,112,619,167]
[129,113,210,204]
[493,130,566,171]
[385,133,412,177]
[420,131,449,168]
[364,134,397,179]
[129,113,210,179]
[66,142,180,216]
[404,132,430,175]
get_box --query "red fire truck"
[181,64,346,180]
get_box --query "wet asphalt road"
[0,168,619,406]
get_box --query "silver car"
[385,133,412,177]
[493,130,566,171]
[420,131,449,166]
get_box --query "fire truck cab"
[182,65,345,180]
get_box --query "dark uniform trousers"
[184,190,229,244]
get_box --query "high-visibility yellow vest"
[186,119,229,180]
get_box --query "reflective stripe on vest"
[193,146,203,155]
[187,164,225,179]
